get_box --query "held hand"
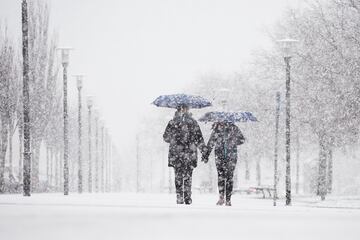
[201,151,209,163]
[200,145,210,163]
[201,155,209,163]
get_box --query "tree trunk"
[0,150,6,193]
[31,141,41,192]
[49,148,52,187]
[233,163,239,190]
[59,150,63,192]
[168,168,172,193]
[208,161,214,192]
[327,148,333,194]
[0,121,9,193]
[8,128,13,179]
[244,153,250,181]
[46,146,50,186]
[256,158,261,186]
[296,133,300,194]
[55,150,59,190]
[51,148,55,188]
[18,125,23,183]
[317,133,327,200]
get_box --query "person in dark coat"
[202,122,245,206]
[163,105,206,204]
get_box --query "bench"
[249,186,275,198]
[233,187,256,195]
[193,183,213,194]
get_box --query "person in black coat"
[163,105,206,204]
[203,122,245,206]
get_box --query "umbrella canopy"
[199,111,257,123]
[152,94,212,109]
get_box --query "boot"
[184,191,192,205]
[184,198,192,205]
[176,194,184,204]
[216,195,225,206]
[225,200,232,206]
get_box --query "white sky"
[0,0,299,159]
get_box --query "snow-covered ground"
[0,193,359,240]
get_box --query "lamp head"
[57,47,73,66]
[277,38,298,58]
[74,75,84,89]
[87,96,94,108]
[217,88,230,110]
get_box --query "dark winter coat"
[163,112,205,169]
[205,122,245,164]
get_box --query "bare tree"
[0,27,17,192]
[256,0,360,198]
[27,0,59,190]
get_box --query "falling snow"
[1,0,360,239]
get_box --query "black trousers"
[174,165,193,202]
[216,159,236,201]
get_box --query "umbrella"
[199,111,257,123]
[152,94,212,109]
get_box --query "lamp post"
[277,38,298,206]
[22,0,31,197]
[136,134,140,192]
[87,96,94,193]
[75,75,84,193]
[105,130,109,192]
[161,145,165,192]
[101,123,105,192]
[94,110,99,193]
[58,47,72,196]
[108,137,112,192]
[273,92,281,206]
[218,88,230,111]
[296,132,300,194]
[106,132,111,192]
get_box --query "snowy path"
[0,193,359,240]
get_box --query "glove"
[201,150,210,163]
[201,155,209,163]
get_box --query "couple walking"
[163,105,245,206]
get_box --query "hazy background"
[0,0,300,163]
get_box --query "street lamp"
[58,47,73,196]
[109,138,113,192]
[22,0,31,197]
[136,133,140,192]
[94,109,99,193]
[101,122,105,192]
[87,96,94,193]
[106,130,111,192]
[218,88,230,111]
[273,92,281,206]
[106,134,110,192]
[277,38,298,206]
[75,75,84,193]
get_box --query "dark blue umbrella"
[199,111,257,123]
[152,94,212,109]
